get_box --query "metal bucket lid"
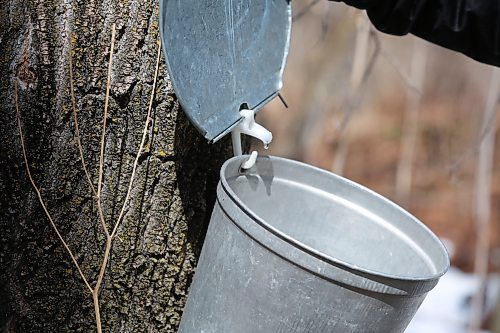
[159,0,292,142]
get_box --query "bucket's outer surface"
[179,156,449,333]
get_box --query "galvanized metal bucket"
[179,155,450,333]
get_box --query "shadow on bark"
[174,109,232,259]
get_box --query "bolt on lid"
[159,0,291,142]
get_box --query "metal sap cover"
[159,0,291,142]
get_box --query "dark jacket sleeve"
[337,0,500,67]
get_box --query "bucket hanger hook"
[231,108,272,169]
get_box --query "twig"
[469,68,499,331]
[68,33,109,237]
[97,23,116,198]
[111,40,162,238]
[90,39,162,333]
[19,23,160,333]
[89,24,119,333]
[93,291,104,333]
[379,36,422,96]
[449,106,499,177]
[15,81,93,294]
[92,237,111,333]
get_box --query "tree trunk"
[0,0,232,332]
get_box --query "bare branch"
[92,237,112,333]
[94,238,112,295]
[68,33,109,237]
[88,38,163,333]
[93,291,104,333]
[449,106,499,176]
[111,40,162,238]
[97,23,116,198]
[89,24,119,333]
[375,30,422,96]
[14,81,93,294]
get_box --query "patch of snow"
[405,266,499,333]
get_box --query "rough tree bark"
[0,0,232,331]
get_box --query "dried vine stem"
[68,34,109,237]
[92,38,162,333]
[68,25,117,332]
[69,39,97,196]
[98,23,116,199]
[18,21,162,332]
[15,81,93,294]
[111,40,162,238]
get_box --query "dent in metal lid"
[159,0,291,142]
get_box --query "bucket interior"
[222,156,449,280]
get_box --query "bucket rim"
[219,155,450,283]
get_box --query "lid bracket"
[231,109,272,169]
